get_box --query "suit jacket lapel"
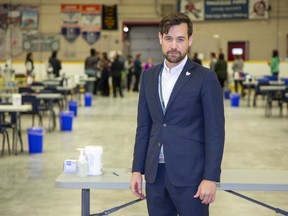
[165,60,195,112]
[150,64,165,117]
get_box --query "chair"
[0,126,11,155]
[21,95,49,126]
[0,113,11,155]
[253,78,270,107]
[40,87,64,111]
[31,82,44,87]
[18,87,35,94]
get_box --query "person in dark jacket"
[214,53,228,88]
[48,51,62,77]
[192,52,202,65]
[111,54,124,97]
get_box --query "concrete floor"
[0,92,287,216]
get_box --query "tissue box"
[63,159,77,174]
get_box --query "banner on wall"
[205,0,248,20]
[249,0,269,19]
[179,0,269,21]
[0,4,39,58]
[61,4,81,43]
[21,5,39,30]
[179,1,204,21]
[102,4,118,30]
[81,4,101,45]
[23,33,60,52]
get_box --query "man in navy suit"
[130,13,225,216]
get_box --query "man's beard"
[164,47,190,64]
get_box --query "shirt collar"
[163,55,188,74]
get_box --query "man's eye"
[165,37,172,42]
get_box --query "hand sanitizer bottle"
[77,148,88,177]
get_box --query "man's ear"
[158,32,163,45]
[189,36,193,47]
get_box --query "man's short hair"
[159,13,193,37]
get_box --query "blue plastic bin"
[28,127,44,154]
[85,93,92,107]
[60,111,74,131]
[224,89,231,99]
[230,93,240,107]
[69,100,78,116]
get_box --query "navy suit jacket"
[132,58,225,187]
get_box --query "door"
[227,41,249,61]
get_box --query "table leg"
[82,189,90,216]
[247,85,251,107]
[13,112,19,155]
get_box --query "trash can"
[60,111,74,131]
[224,89,231,99]
[28,127,44,154]
[69,100,78,116]
[230,93,240,107]
[85,93,92,107]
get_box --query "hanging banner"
[178,0,269,21]
[21,5,39,30]
[81,4,101,45]
[61,4,81,43]
[0,4,39,58]
[23,33,60,52]
[102,4,118,30]
[249,0,269,19]
[205,0,248,20]
[179,1,204,21]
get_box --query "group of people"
[198,49,280,94]
[25,51,62,85]
[84,49,153,97]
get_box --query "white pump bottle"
[76,148,88,177]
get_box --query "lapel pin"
[186,71,191,76]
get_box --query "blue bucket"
[60,111,74,131]
[230,93,240,107]
[224,89,231,99]
[85,93,92,107]
[69,100,78,116]
[28,127,44,154]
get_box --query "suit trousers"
[145,164,209,216]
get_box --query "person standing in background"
[25,52,34,85]
[111,54,124,98]
[125,54,134,92]
[133,52,142,92]
[214,53,228,88]
[209,52,217,71]
[232,54,245,95]
[100,52,110,97]
[144,57,154,70]
[130,12,225,216]
[85,48,100,94]
[25,52,34,76]
[192,52,202,65]
[49,51,62,77]
[268,49,280,79]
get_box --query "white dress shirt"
[158,55,188,163]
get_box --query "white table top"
[259,86,286,91]
[56,86,75,91]
[0,104,32,112]
[80,77,96,82]
[55,168,288,191]
[269,81,285,85]
[36,93,63,99]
